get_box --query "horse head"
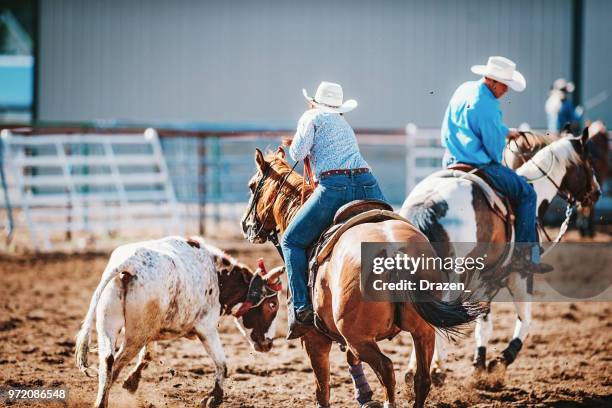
[240,147,308,243]
[520,127,601,209]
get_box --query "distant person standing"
[545,78,583,134]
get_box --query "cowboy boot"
[286,306,314,340]
[509,247,553,274]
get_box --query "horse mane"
[518,136,582,179]
[263,151,315,231]
[519,130,559,148]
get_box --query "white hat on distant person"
[552,78,575,93]
[302,81,358,113]
[471,56,526,92]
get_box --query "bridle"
[242,158,299,259]
[507,132,598,206]
[514,135,600,253]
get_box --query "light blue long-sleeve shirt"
[289,109,369,179]
[441,79,509,166]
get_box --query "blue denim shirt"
[441,79,509,166]
[289,109,369,179]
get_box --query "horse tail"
[403,290,488,336]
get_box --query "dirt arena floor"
[1,231,611,408]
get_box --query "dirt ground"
[1,231,611,408]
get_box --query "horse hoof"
[431,368,446,387]
[487,357,507,375]
[404,370,414,385]
[200,395,222,408]
[361,401,383,408]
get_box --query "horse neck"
[505,132,553,169]
[213,254,251,314]
[269,169,314,232]
[516,145,570,208]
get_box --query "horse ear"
[580,126,590,158]
[254,148,266,171]
[276,146,286,159]
[581,126,589,145]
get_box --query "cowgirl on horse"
[281,81,387,339]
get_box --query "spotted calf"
[75,236,282,408]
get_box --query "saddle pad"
[333,199,394,225]
[315,209,425,265]
[428,169,508,217]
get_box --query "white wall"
[38,0,575,129]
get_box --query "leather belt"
[319,168,370,178]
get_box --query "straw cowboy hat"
[471,56,526,92]
[302,81,358,113]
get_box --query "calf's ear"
[232,301,253,318]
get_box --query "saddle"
[306,199,395,286]
[433,163,515,241]
[303,199,407,346]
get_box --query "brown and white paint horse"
[241,148,485,408]
[401,129,600,381]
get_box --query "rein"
[245,158,300,260]
[502,133,579,257]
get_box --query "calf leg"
[303,331,333,408]
[195,319,227,408]
[122,343,155,393]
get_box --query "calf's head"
[215,255,283,352]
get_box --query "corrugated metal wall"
[38,0,579,129]
[582,0,612,125]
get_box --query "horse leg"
[347,350,376,406]
[430,331,448,384]
[407,330,446,386]
[410,329,435,408]
[473,312,493,376]
[303,331,333,408]
[488,273,531,375]
[350,341,396,408]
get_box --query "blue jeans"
[281,172,387,311]
[480,163,540,263]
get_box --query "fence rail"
[1,125,610,249]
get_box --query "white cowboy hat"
[471,56,526,92]
[552,78,575,93]
[302,81,358,113]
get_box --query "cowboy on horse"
[280,81,388,339]
[441,56,553,273]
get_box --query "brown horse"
[241,148,485,408]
